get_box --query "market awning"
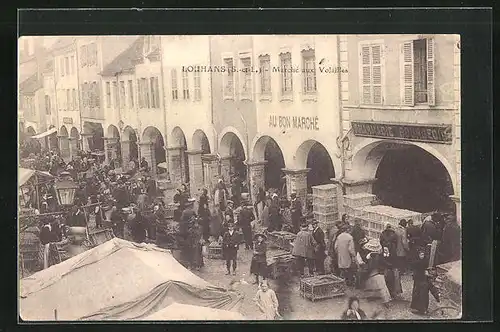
[19,168,54,187]
[31,128,57,139]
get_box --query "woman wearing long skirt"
[360,239,391,306]
[250,234,268,284]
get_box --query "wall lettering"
[268,115,319,131]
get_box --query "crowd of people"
[19,143,461,320]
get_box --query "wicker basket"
[299,274,347,301]
[312,195,335,206]
[312,184,338,197]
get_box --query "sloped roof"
[100,36,144,77]
[19,73,42,94]
[49,37,76,52]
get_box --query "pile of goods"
[207,240,223,259]
[312,184,340,238]
[343,193,422,240]
[266,230,296,252]
[266,251,295,279]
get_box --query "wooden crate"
[313,211,338,224]
[313,204,338,215]
[207,243,224,259]
[268,231,296,251]
[343,193,376,208]
[312,195,335,206]
[312,184,338,197]
[299,274,347,301]
[267,253,295,279]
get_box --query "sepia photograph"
[18,34,462,322]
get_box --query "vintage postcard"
[18,34,462,321]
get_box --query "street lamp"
[53,172,78,206]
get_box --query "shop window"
[401,37,435,106]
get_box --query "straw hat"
[363,239,382,253]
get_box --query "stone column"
[140,142,156,175]
[180,148,189,184]
[246,161,267,205]
[121,140,130,170]
[220,156,232,183]
[282,168,310,213]
[167,147,184,187]
[450,195,461,226]
[186,149,204,199]
[342,178,377,195]
[201,154,220,205]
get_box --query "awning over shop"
[31,128,57,139]
[19,168,54,187]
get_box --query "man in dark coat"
[179,199,197,268]
[406,219,423,258]
[421,215,441,245]
[380,223,401,299]
[290,193,302,234]
[110,205,124,238]
[311,220,326,275]
[140,157,149,172]
[410,246,440,315]
[222,222,239,275]
[438,216,461,264]
[350,218,366,254]
[70,206,86,227]
[238,204,255,250]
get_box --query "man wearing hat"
[290,192,302,234]
[225,200,235,221]
[311,220,327,275]
[380,223,402,300]
[334,224,356,286]
[222,221,240,275]
[250,233,268,284]
[238,203,256,250]
[291,223,316,277]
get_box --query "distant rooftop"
[19,73,42,94]
[100,36,144,77]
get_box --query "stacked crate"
[355,205,423,239]
[343,193,376,223]
[312,184,340,236]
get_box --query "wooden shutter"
[426,38,436,106]
[371,45,383,104]
[360,45,371,104]
[401,41,414,106]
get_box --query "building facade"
[340,34,461,223]
[51,37,80,160]
[250,35,344,208]
[162,35,215,196]
[209,35,258,201]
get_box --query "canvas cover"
[20,238,243,321]
[19,168,54,187]
[144,303,246,321]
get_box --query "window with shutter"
[128,80,134,107]
[426,38,435,106]
[182,71,189,100]
[371,45,383,104]
[194,70,201,101]
[223,57,234,98]
[280,52,293,97]
[259,55,271,95]
[360,45,371,104]
[302,49,317,94]
[400,38,435,106]
[106,82,111,108]
[240,56,252,99]
[137,79,143,108]
[154,77,160,107]
[171,69,178,101]
[94,82,100,107]
[401,41,414,105]
[72,89,77,110]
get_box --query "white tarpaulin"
[31,127,57,139]
[144,303,246,321]
[18,168,54,187]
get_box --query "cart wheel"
[429,306,461,319]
